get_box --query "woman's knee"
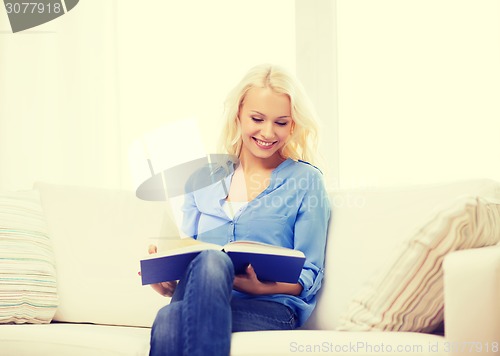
[153,303,179,327]
[195,250,234,280]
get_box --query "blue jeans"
[149,250,299,356]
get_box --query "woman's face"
[238,86,293,165]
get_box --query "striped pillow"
[0,190,58,324]
[337,195,500,332]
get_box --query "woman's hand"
[233,264,273,295]
[233,264,303,296]
[147,244,177,297]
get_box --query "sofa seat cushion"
[0,324,448,356]
[0,323,151,356]
[230,329,446,355]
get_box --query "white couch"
[1,179,500,356]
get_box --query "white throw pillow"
[337,195,500,332]
[0,190,58,324]
[35,182,173,327]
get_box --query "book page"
[224,241,305,258]
[144,238,222,259]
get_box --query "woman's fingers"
[148,244,157,254]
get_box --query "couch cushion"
[34,183,175,327]
[303,179,500,330]
[337,195,500,332]
[0,323,151,356]
[0,324,446,356]
[230,329,446,355]
[0,190,58,324]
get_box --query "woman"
[149,64,331,356]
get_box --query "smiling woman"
[148,63,331,356]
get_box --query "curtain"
[0,1,120,191]
[0,0,296,191]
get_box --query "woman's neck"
[238,151,286,173]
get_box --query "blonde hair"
[218,64,322,166]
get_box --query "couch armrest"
[443,244,500,354]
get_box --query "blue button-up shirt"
[181,158,331,326]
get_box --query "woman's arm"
[233,264,303,296]
[292,169,330,301]
[234,167,330,298]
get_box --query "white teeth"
[256,139,273,147]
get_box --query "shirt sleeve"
[293,170,331,302]
[180,191,200,238]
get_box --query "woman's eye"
[250,117,288,126]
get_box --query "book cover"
[139,240,305,285]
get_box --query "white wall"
[0,2,120,191]
[115,0,296,188]
[336,0,500,188]
[2,1,499,192]
[295,0,339,189]
[0,0,296,191]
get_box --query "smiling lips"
[253,137,277,149]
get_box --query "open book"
[140,238,306,285]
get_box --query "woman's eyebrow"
[250,110,266,117]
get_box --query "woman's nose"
[260,122,274,139]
